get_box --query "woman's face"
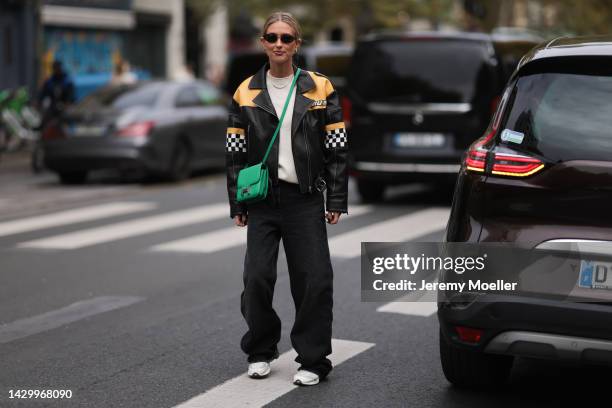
[260,21,300,66]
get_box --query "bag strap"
[261,67,301,166]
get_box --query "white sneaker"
[248,362,270,378]
[293,369,319,386]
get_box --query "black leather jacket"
[225,64,348,218]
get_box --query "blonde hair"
[262,11,302,41]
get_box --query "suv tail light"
[341,96,352,128]
[465,130,544,178]
[455,326,483,344]
[465,150,486,173]
[490,95,501,115]
[116,121,155,138]
[491,153,544,177]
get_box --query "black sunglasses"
[262,33,296,44]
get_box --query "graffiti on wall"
[42,28,124,79]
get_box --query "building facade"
[0,0,41,95]
[40,0,185,99]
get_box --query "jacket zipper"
[302,120,312,193]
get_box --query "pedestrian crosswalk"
[149,204,374,254]
[18,204,228,250]
[0,202,157,238]
[2,200,448,257]
[1,199,445,407]
[330,207,450,258]
[173,339,375,408]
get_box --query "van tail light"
[465,129,544,178]
[115,121,155,137]
[341,96,352,128]
[455,326,483,344]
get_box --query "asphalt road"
[0,169,607,408]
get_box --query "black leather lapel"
[291,70,316,136]
[253,89,277,118]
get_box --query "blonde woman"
[225,12,348,385]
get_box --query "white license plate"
[579,260,612,290]
[393,133,447,148]
[69,125,106,137]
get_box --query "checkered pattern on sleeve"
[324,127,347,149]
[226,131,246,153]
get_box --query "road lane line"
[17,204,228,250]
[150,205,374,254]
[0,296,144,344]
[329,207,450,258]
[377,290,438,317]
[0,202,157,238]
[173,338,374,408]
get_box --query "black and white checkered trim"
[325,128,347,149]
[226,133,246,153]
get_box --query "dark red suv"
[439,36,612,387]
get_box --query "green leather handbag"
[236,68,301,204]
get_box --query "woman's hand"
[234,214,248,227]
[326,211,341,225]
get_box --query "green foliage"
[552,0,612,35]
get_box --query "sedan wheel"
[166,140,192,182]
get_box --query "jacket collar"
[249,62,315,94]
[250,62,316,136]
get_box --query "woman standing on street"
[225,11,348,386]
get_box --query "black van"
[346,32,540,201]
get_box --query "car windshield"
[349,39,496,103]
[500,69,612,162]
[75,83,164,111]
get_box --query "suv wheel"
[58,171,87,185]
[357,179,385,202]
[439,329,513,388]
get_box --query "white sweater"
[266,70,298,184]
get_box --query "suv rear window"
[348,39,496,103]
[500,62,612,162]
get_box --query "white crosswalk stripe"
[173,338,375,408]
[0,296,144,344]
[377,290,438,317]
[150,204,374,254]
[329,207,450,258]
[17,204,228,250]
[0,202,157,237]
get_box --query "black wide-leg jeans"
[240,180,334,378]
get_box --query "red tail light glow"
[491,153,544,177]
[42,123,64,140]
[116,121,155,137]
[490,95,501,116]
[341,96,352,128]
[465,127,544,178]
[455,326,483,344]
[465,150,486,172]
